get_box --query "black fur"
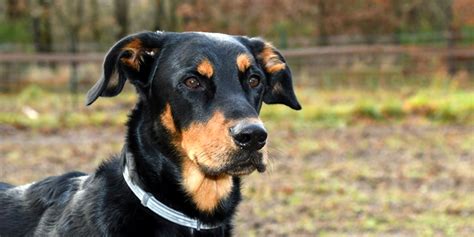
[0,31,300,236]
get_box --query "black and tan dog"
[0,31,300,236]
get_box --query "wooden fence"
[1,45,473,91]
[1,45,474,63]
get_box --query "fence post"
[69,61,79,107]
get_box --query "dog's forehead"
[163,32,252,71]
[194,32,241,44]
[169,32,248,55]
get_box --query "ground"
[1,121,473,236]
[1,84,473,236]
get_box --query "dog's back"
[0,182,14,190]
[0,172,87,236]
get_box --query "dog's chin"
[197,151,267,177]
[225,165,258,176]
[226,158,267,176]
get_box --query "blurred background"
[0,0,473,236]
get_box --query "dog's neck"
[121,101,241,224]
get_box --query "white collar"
[122,164,221,230]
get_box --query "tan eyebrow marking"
[196,59,214,78]
[236,53,251,72]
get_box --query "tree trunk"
[155,0,180,31]
[6,0,28,20]
[32,0,53,53]
[390,0,404,44]
[154,0,163,30]
[317,1,329,46]
[115,0,129,39]
[90,0,102,44]
[69,1,85,105]
[445,0,458,76]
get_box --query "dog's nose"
[230,122,267,151]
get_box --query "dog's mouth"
[224,161,265,176]
[196,151,267,177]
[225,151,267,176]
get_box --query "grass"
[261,86,473,127]
[0,81,472,130]
[1,80,473,236]
[233,123,474,236]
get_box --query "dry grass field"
[1,84,473,236]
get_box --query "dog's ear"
[244,38,301,110]
[86,31,163,106]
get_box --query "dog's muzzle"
[220,120,268,176]
[230,121,267,151]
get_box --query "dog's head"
[87,31,300,178]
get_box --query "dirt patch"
[1,123,473,236]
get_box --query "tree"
[54,0,85,101]
[114,0,129,39]
[316,0,329,46]
[155,0,180,31]
[90,0,102,42]
[32,0,53,53]
[6,0,28,20]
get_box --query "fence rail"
[1,45,474,63]
[283,45,474,58]
[0,53,104,63]
[1,45,473,92]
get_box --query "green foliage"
[405,89,474,122]
[380,100,405,118]
[1,81,473,130]
[461,25,474,45]
[0,18,32,44]
[353,100,383,120]
[17,84,46,103]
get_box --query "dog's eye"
[248,76,260,88]
[184,77,201,89]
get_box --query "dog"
[0,31,301,236]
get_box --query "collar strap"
[122,165,221,231]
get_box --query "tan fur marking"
[164,110,266,212]
[179,111,236,212]
[236,54,251,72]
[181,112,235,167]
[197,59,214,78]
[160,104,177,135]
[259,43,286,74]
[121,38,143,70]
[182,159,233,212]
[266,62,286,74]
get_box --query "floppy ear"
[247,38,301,110]
[86,31,163,106]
